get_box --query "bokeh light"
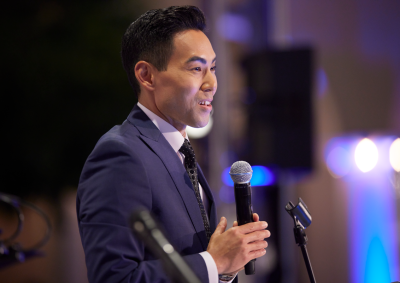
[326,146,351,178]
[186,117,213,139]
[217,13,253,42]
[317,68,328,97]
[355,138,379,173]
[389,138,400,172]
[222,166,234,186]
[251,166,275,186]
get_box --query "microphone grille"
[229,161,253,183]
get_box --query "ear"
[134,61,155,91]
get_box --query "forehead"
[169,29,215,63]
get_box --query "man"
[77,6,270,283]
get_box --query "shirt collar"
[137,102,186,153]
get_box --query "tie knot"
[179,139,195,158]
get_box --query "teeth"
[199,101,211,106]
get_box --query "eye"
[192,67,201,71]
[211,66,217,71]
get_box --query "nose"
[201,69,217,95]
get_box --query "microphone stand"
[285,199,316,283]
[292,219,316,283]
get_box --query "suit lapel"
[127,106,209,250]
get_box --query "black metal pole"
[293,224,316,283]
[300,245,316,283]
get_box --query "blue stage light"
[364,237,391,283]
[350,179,398,283]
[251,166,275,186]
[221,167,234,186]
[326,135,400,283]
[221,165,275,187]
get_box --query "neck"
[139,94,187,137]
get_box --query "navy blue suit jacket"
[77,105,218,282]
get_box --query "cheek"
[155,79,182,104]
[169,86,198,110]
[155,75,200,110]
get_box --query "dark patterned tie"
[179,139,211,241]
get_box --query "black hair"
[121,5,206,96]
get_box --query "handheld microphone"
[131,209,201,283]
[229,161,256,275]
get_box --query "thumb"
[213,217,227,236]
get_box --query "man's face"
[153,29,217,131]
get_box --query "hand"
[233,213,260,227]
[222,214,261,275]
[207,213,271,274]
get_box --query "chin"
[189,119,209,128]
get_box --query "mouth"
[198,100,212,106]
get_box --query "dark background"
[2,0,141,199]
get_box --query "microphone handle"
[234,182,256,275]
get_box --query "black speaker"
[241,47,314,169]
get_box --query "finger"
[244,230,270,243]
[233,221,238,227]
[248,248,267,260]
[238,221,268,234]
[247,239,268,251]
[252,213,259,222]
[212,217,227,236]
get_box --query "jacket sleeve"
[76,137,210,283]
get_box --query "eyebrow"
[185,56,217,64]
